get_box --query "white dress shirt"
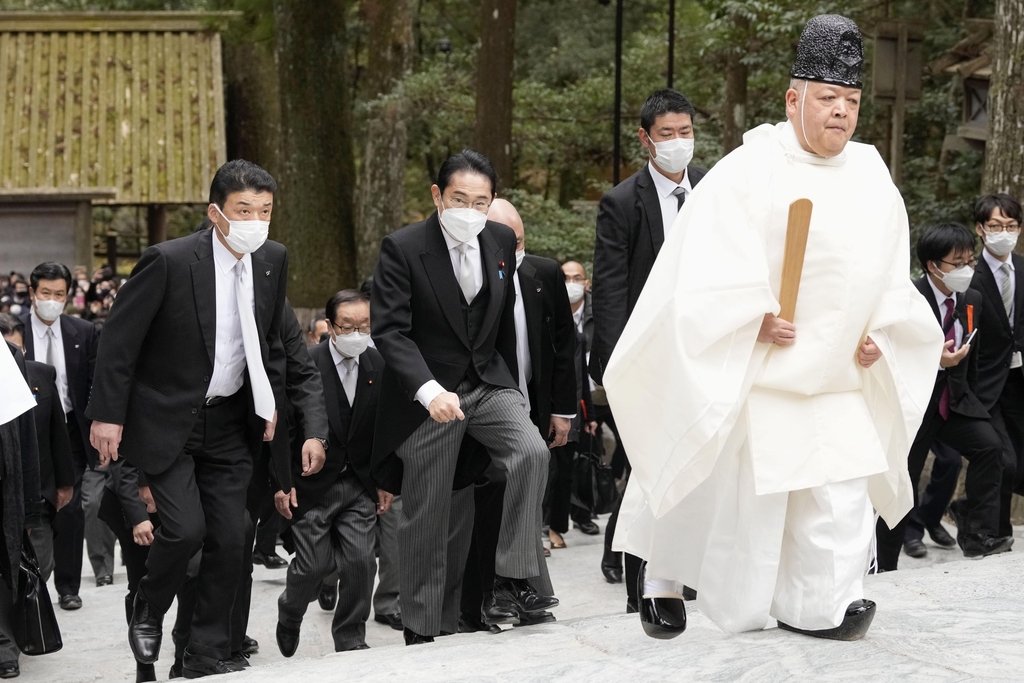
[513,269,532,408]
[206,231,255,398]
[30,311,72,413]
[648,161,692,239]
[414,228,484,408]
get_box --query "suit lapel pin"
[499,260,505,280]
[265,270,271,276]
[536,287,542,293]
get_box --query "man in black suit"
[275,290,392,656]
[875,223,1011,571]
[18,261,103,609]
[371,150,555,644]
[590,89,706,601]
[968,193,1024,538]
[87,160,290,677]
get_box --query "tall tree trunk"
[355,0,414,282]
[223,39,282,172]
[721,15,749,154]
[983,0,1024,198]
[272,0,357,305]
[475,0,517,190]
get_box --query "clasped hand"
[758,314,795,346]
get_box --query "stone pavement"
[12,519,1024,682]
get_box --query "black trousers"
[460,467,506,617]
[905,440,962,542]
[544,442,591,534]
[139,392,254,661]
[876,408,1003,571]
[52,415,87,597]
[992,370,1024,537]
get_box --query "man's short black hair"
[0,312,25,338]
[436,149,498,196]
[974,193,1023,226]
[30,262,73,292]
[208,159,277,208]
[326,289,371,323]
[917,222,976,271]
[640,89,696,133]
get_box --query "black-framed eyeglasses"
[937,258,977,270]
[983,222,1021,233]
[331,322,370,335]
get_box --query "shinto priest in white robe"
[604,120,943,632]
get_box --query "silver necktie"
[234,260,275,421]
[457,243,476,304]
[1001,262,1013,319]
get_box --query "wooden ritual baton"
[778,198,813,323]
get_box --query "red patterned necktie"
[938,298,955,420]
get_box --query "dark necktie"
[939,298,955,420]
[672,186,686,211]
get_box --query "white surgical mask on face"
[35,298,64,322]
[649,137,694,175]
[935,264,975,294]
[438,197,488,243]
[333,330,370,359]
[565,282,585,304]
[214,205,270,255]
[985,231,1018,257]
[515,249,525,268]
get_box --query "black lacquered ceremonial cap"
[790,14,864,89]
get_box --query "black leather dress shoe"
[129,594,163,665]
[276,623,300,658]
[926,524,956,548]
[626,599,638,614]
[903,538,928,558]
[514,611,556,627]
[374,612,403,630]
[481,592,519,626]
[252,550,289,569]
[96,574,114,587]
[459,610,501,633]
[493,576,559,614]
[168,662,183,679]
[318,582,338,611]
[602,565,623,584]
[961,533,1014,558]
[778,599,876,641]
[341,643,370,651]
[136,662,156,682]
[637,561,686,640]
[241,635,258,655]
[229,652,250,668]
[59,594,82,610]
[182,649,247,679]
[573,520,601,535]
[403,627,434,645]
[0,662,19,679]
[682,586,697,601]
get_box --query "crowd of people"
[0,12,1021,682]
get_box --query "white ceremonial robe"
[605,121,943,632]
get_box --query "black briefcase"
[571,431,620,516]
[14,533,63,656]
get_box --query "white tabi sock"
[643,578,685,600]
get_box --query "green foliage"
[504,188,597,272]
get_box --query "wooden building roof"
[0,12,234,205]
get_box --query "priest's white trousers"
[620,439,875,633]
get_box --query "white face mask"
[333,330,370,359]
[985,231,1018,257]
[935,265,974,294]
[437,198,488,243]
[565,282,585,304]
[214,205,270,254]
[35,298,64,322]
[649,137,694,175]
[515,249,525,269]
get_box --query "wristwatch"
[311,437,329,451]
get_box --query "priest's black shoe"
[515,611,556,627]
[573,520,601,535]
[241,635,258,655]
[136,663,156,683]
[492,576,559,614]
[637,561,686,640]
[903,539,927,558]
[181,649,247,678]
[276,622,300,658]
[252,550,288,569]
[0,662,18,679]
[129,594,163,665]
[403,628,434,645]
[602,563,623,584]
[926,524,956,548]
[374,612,403,630]
[778,599,876,641]
[318,582,338,611]
[961,533,1013,558]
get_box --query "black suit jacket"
[518,254,577,432]
[286,342,382,522]
[85,229,290,474]
[589,163,706,384]
[969,253,1024,410]
[19,311,98,466]
[370,213,519,468]
[914,277,988,420]
[24,360,74,510]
